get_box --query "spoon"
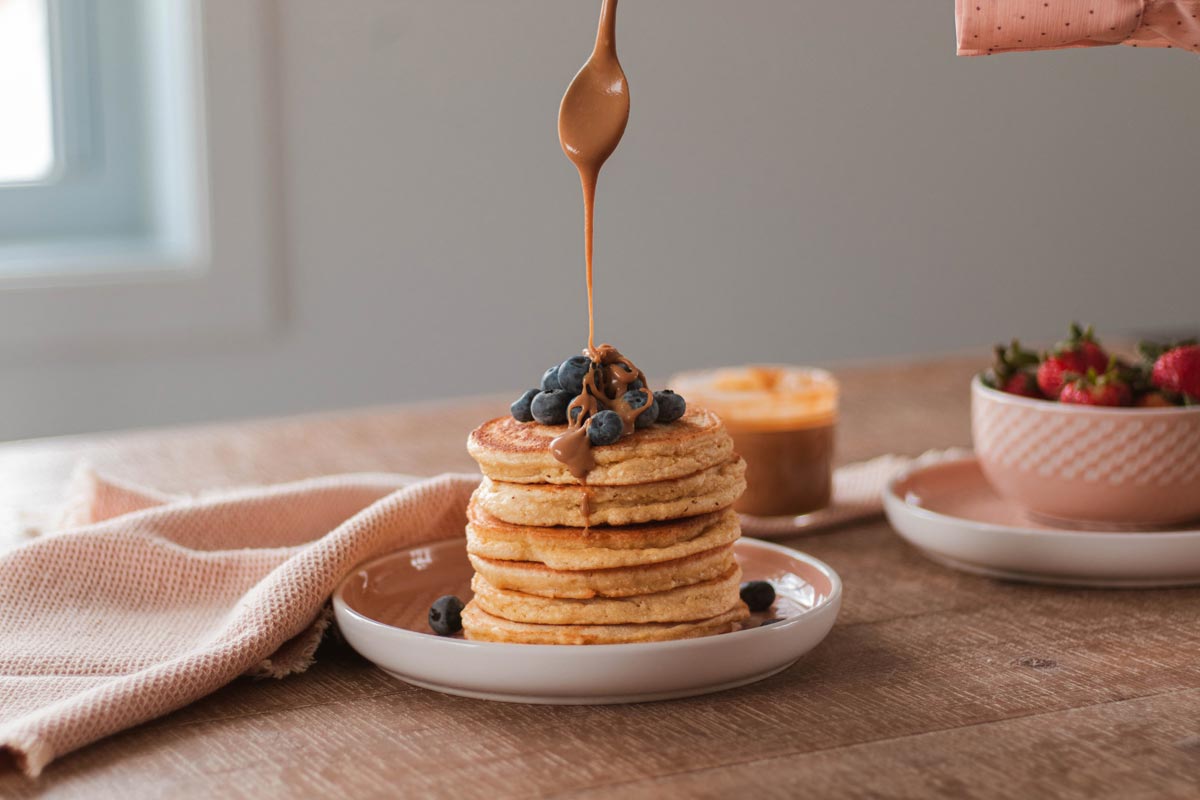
[558,0,629,353]
[557,0,629,174]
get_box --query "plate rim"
[332,536,843,653]
[884,456,1200,542]
[914,549,1200,589]
[384,661,800,705]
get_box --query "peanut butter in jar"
[671,366,838,517]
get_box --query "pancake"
[473,456,747,528]
[468,407,734,486]
[470,563,743,625]
[466,504,741,570]
[461,601,749,645]
[468,544,736,599]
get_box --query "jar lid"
[670,365,838,430]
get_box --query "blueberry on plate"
[531,389,570,425]
[510,388,539,422]
[655,389,686,423]
[622,389,659,429]
[739,580,776,612]
[557,355,592,395]
[428,595,464,635]
[588,409,623,445]
[541,366,562,392]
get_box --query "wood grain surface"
[2,355,1198,799]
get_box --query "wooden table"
[3,355,1198,799]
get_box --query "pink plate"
[884,457,1200,587]
[333,537,840,704]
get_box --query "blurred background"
[1,0,1197,441]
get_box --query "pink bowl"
[971,377,1200,528]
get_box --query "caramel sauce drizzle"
[552,0,637,520]
[558,0,628,355]
[549,344,652,482]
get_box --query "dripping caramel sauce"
[552,0,642,524]
[548,345,653,528]
[559,0,627,355]
[548,345,652,482]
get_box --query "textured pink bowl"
[971,377,1200,528]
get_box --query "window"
[0,0,207,278]
[0,0,54,183]
[0,1,279,356]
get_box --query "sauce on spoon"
[558,0,629,355]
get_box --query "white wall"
[5,0,1198,440]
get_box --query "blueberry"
[557,355,592,395]
[613,363,642,392]
[622,389,659,429]
[531,389,570,425]
[569,404,586,426]
[655,389,686,423]
[428,595,464,635]
[739,580,776,612]
[541,366,562,392]
[510,388,539,422]
[588,409,623,445]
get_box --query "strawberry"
[1070,324,1111,373]
[1036,353,1086,399]
[1059,367,1133,407]
[1001,372,1041,398]
[982,340,1042,398]
[1150,344,1200,401]
[1135,391,1178,408]
[1036,322,1109,399]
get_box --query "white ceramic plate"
[884,457,1200,587]
[333,537,841,704]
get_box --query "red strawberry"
[1036,323,1109,399]
[1037,352,1086,399]
[1002,372,1041,398]
[1150,344,1200,401]
[1071,325,1110,373]
[1059,367,1132,407]
[1135,391,1177,408]
[983,340,1042,399]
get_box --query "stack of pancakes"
[462,407,751,644]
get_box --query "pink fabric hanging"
[957,0,1200,55]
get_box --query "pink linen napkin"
[956,0,1200,56]
[0,470,478,777]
